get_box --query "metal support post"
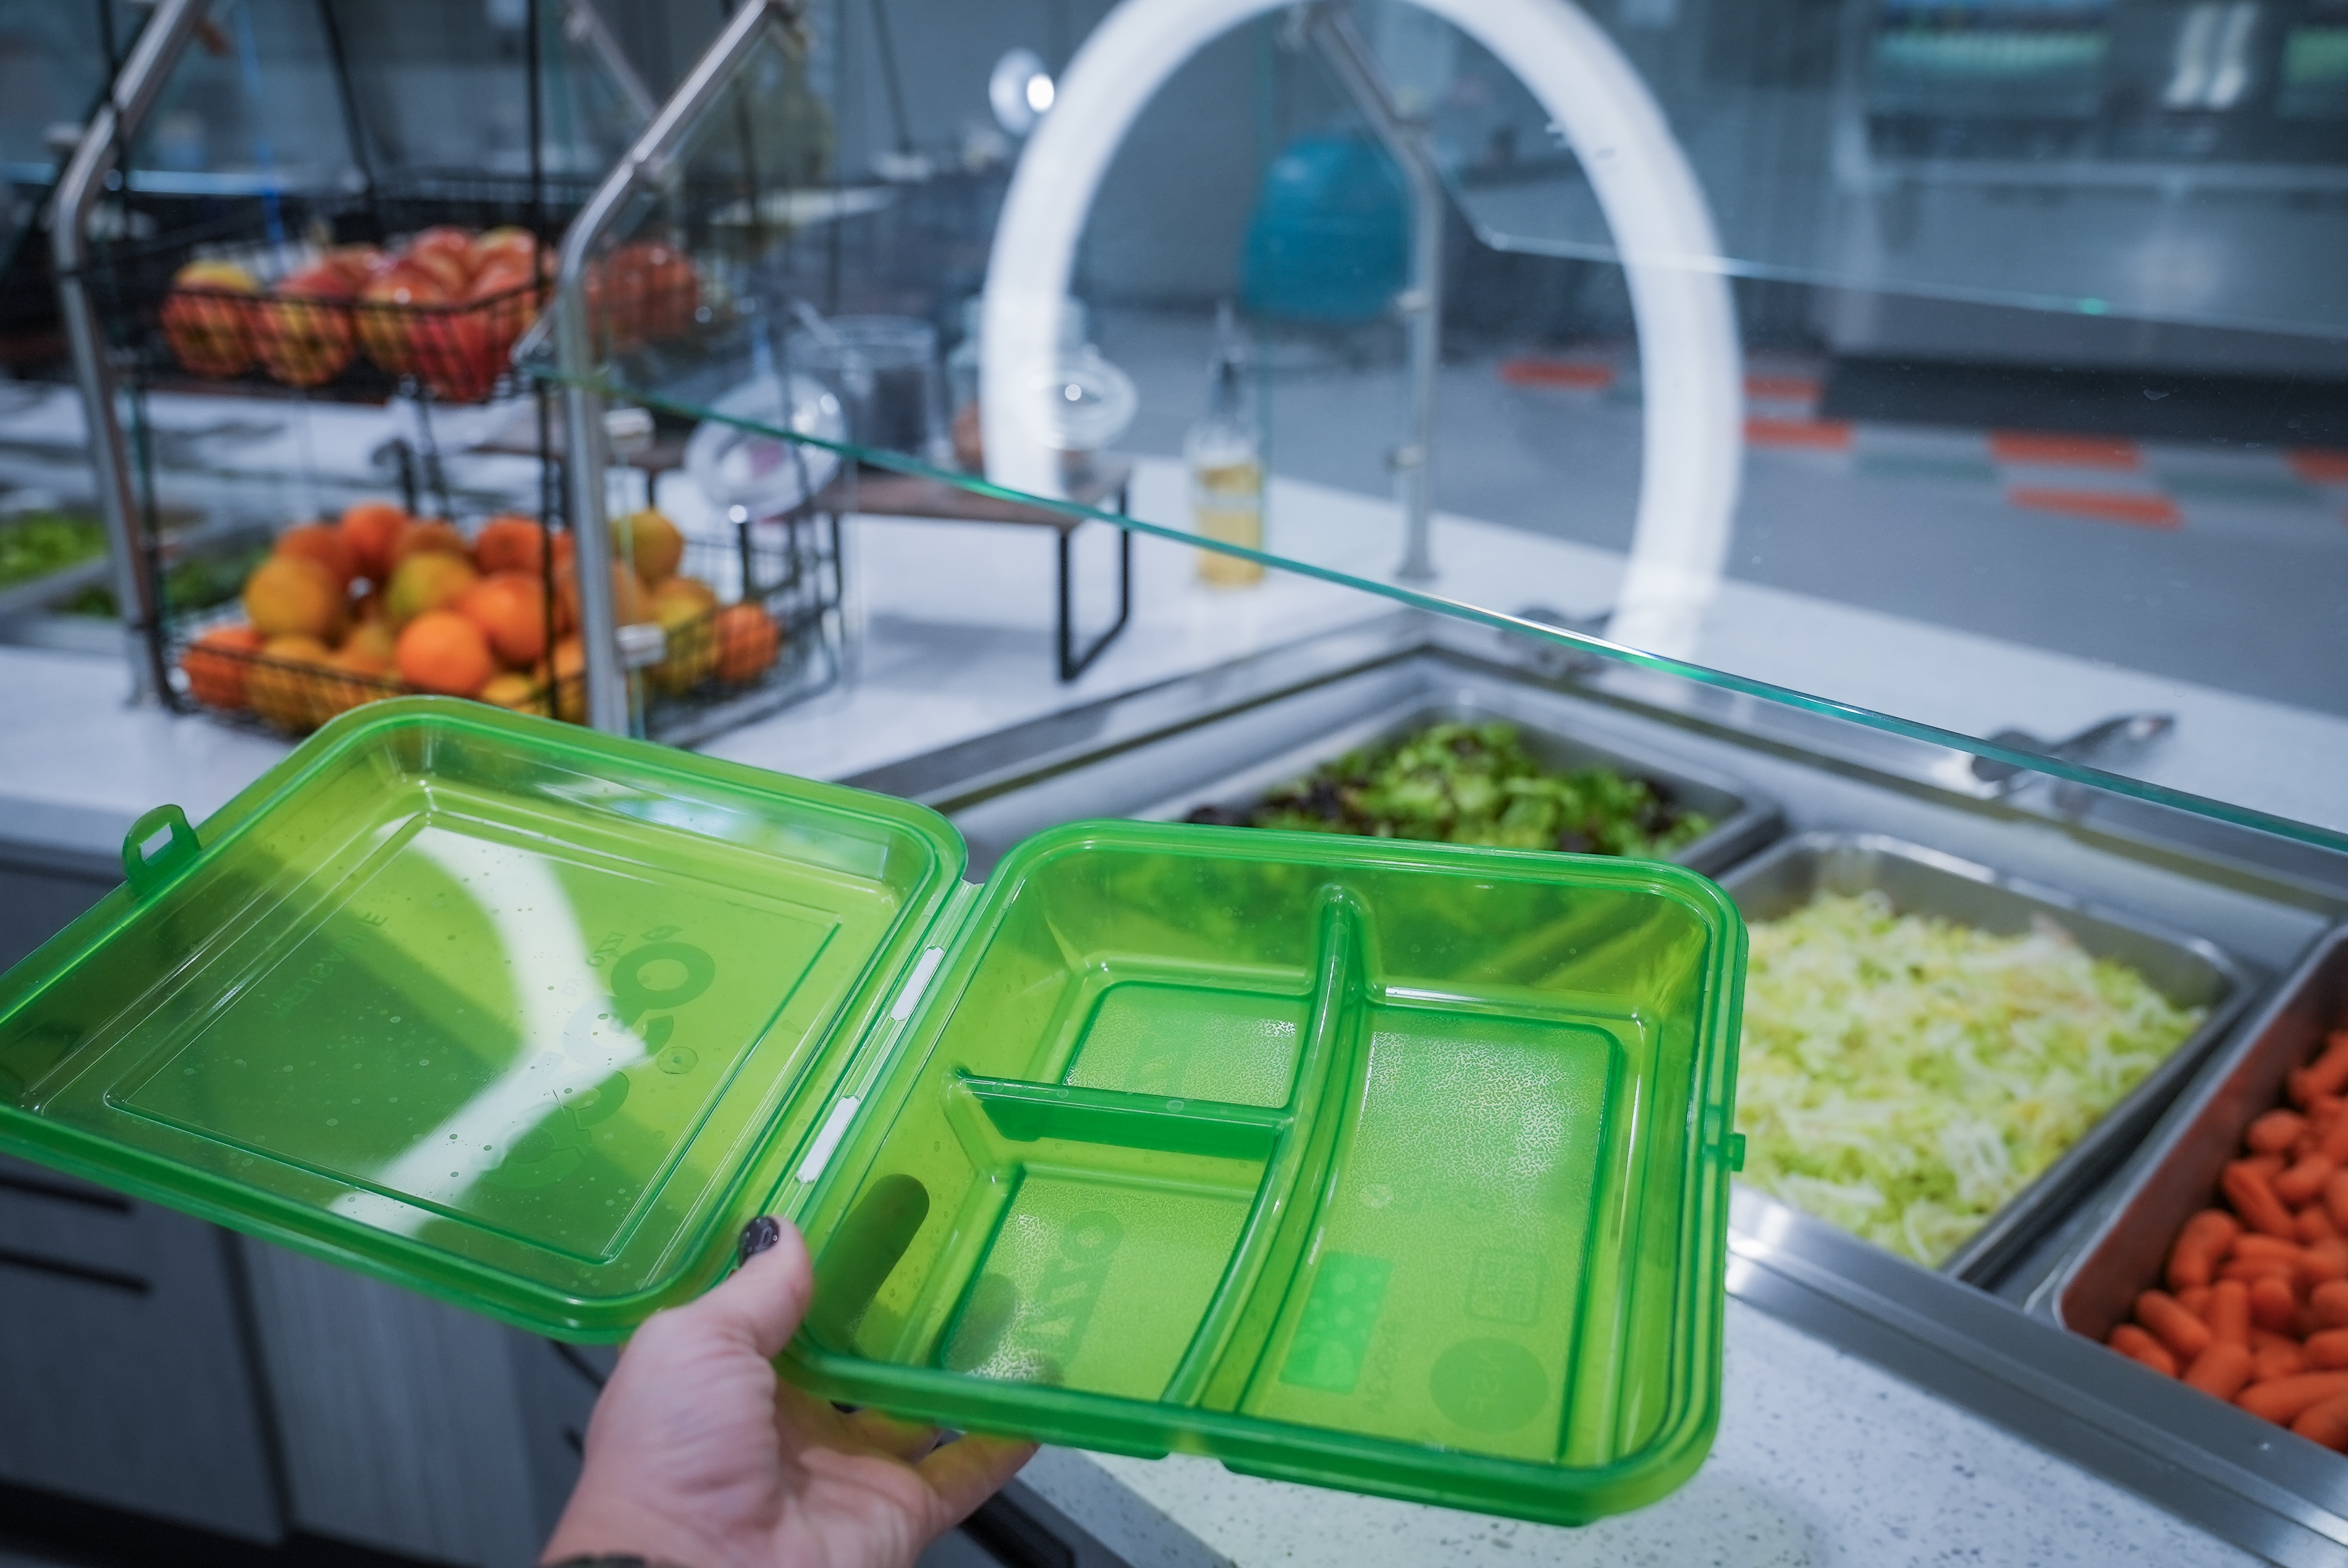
[51,0,210,701]
[1303,3,1444,584]
[551,0,802,733]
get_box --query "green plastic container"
[0,699,1746,1525]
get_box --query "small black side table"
[824,460,1134,682]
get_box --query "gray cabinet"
[0,1156,279,1540]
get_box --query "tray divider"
[1158,887,1372,1410]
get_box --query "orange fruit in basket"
[179,624,264,710]
[618,508,685,586]
[479,670,547,714]
[243,554,347,641]
[713,602,781,684]
[159,260,260,378]
[559,562,647,632]
[343,616,396,667]
[339,500,411,583]
[549,634,587,722]
[396,518,467,563]
[249,634,335,730]
[395,610,495,697]
[472,515,546,575]
[648,578,719,694]
[255,263,355,387]
[458,571,552,667]
[386,550,479,628]
[274,523,353,590]
[313,642,395,722]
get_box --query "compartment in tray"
[1157,699,1776,875]
[1720,831,2255,1283]
[2041,925,2348,1345]
[796,822,1735,1472]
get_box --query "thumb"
[677,1216,814,1361]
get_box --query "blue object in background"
[1239,135,1408,326]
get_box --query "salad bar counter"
[846,615,2348,1564]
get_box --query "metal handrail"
[1298,4,1444,587]
[564,0,659,127]
[554,0,804,734]
[52,0,211,702]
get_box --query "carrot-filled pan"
[2039,924,2348,1452]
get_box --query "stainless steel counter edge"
[1727,1186,2348,1566]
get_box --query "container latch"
[121,804,200,898]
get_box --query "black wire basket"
[85,172,702,407]
[159,502,842,740]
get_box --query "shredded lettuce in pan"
[1736,890,2205,1267]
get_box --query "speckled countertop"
[1018,1300,2253,1567]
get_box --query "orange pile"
[2106,1025,2348,1450]
[179,501,779,731]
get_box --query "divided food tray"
[0,699,1747,1527]
[1720,832,2255,1286]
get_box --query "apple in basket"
[403,226,478,295]
[471,226,541,278]
[255,261,357,387]
[426,259,536,402]
[159,259,260,378]
[355,256,449,379]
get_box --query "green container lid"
[0,699,1746,1526]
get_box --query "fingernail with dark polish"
[738,1215,782,1264]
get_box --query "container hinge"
[889,946,947,1022]
[795,1095,861,1184]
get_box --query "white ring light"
[980,0,1742,657]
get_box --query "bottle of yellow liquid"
[1186,311,1264,587]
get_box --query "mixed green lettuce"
[1235,720,1713,859]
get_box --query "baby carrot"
[2295,1393,2348,1451]
[2109,1325,2177,1378]
[2279,1153,2336,1208]
[2186,1341,2255,1401]
[2166,1210,2239,1291]
[2290,1036,2348,1108]
[2239,1372,2348,1423]
[2246,1153,2289,1182]
[2304,1246,2348,1289]
[2320,1110,2348,1166]
[2235,1234,2304,1263]
[2179,1284,2213,1318]
[2249,1109,2310,1154]
[2308,1330,2348,1370]
[2210,1279,2252,1346]
[2252,1275,2299,1333]
[2136,1289,2215,1360]
[2328,1170,2348,1233]
[2299,1205,2339,1246]
[2255,1340,2307,1383]
[2312,1279,2348,1330]
[2219,1258,2295,1289]
[2225,1161,2299,1239]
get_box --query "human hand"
[542,1217,1036,1568]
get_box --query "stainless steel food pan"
[1134,696,1780,877]
[2037,924,2348,1343]
[1719,830,2258,1285]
